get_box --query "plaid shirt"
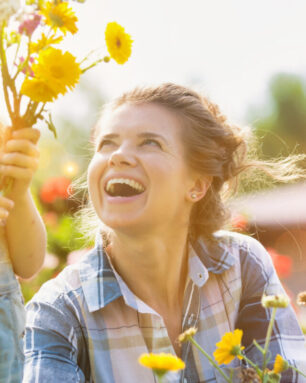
[23,231,306,383]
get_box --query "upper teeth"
[106,178,145,193]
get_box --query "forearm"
[5,189,46,278]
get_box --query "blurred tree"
[247,73,306,159]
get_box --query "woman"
[23,83,306,382]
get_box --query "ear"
[186,176,212,203]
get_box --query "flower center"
[116,38,121,48]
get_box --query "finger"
[12,128,40,144]
[4,139,40,158]
[0,153,39,171]
[0,196,14,210]
[0,165,34,180]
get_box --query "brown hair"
[73,83,305,244]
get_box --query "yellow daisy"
[105,22,132,65]
[30,33,63,54]
[20,78,57,103]
[40,1,78,35]
[213,329,245,365]
[32,47,81,96]
[138,353,185,378]
[273,354,289,374]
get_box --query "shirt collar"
[79,230,237,312]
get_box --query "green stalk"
[288,365,306,379]
[240,353,262,377]
[81,58,104,74]
[189,337,233,383]
[0,23,14,123]
[262,307,277,372]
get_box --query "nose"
[108,145,137,168]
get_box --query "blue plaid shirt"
[23,231,306,382]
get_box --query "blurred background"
[2,0,305,329]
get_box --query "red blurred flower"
[267,247,293,279]
[40,176,72,204]
[231,214,248,231]
[42,211,58,227]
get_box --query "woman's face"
[88,103,204,234]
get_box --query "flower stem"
[262,307,277,372]
[0,23,14,123]
[240,353,262,377]
[288,364,306,378]
[189,337,233,383]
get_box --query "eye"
[141,139,162,148]
[97,139,115,150]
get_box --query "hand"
[0,127,40,201]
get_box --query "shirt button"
[197,272,203,279]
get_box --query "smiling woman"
[23,83,306,383]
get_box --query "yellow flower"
[213,329,245,365]
[105,22,132,64]
[138,353,185,377]
[273,354,289,374]
[30,33,63,53]
[178,327,197,343]
[32,47,81,96]
[20,78,57,102]
[261,294,290,309]
[40,1,78,35]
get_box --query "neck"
[105,226,189,314]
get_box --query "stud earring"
[191,193,197,200]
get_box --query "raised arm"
[0,127,46,278]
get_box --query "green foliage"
[248,73,306,160]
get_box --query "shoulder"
[213,230,276,287]
[25,247,97,315]
[214,230,273,267]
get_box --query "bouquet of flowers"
[0,0,132,129]
[139,293,306,383]
[0,0,132,192]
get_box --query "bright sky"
[56,0,306,126]
[2,0,306,128]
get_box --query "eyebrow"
[97,132,169,147]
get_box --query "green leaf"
[46,113,57,139]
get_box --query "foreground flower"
[273,354,289,374]
[261,294,290,309]
[40,1,78,35]
[138,353,185,378]
[213,329,245,365]
[105,22,132,64]
[0,0,20,24]
[297,291,306,306]
[178,327,197,343]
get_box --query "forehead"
[96,103,182,139]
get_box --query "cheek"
[87,158,104,196]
